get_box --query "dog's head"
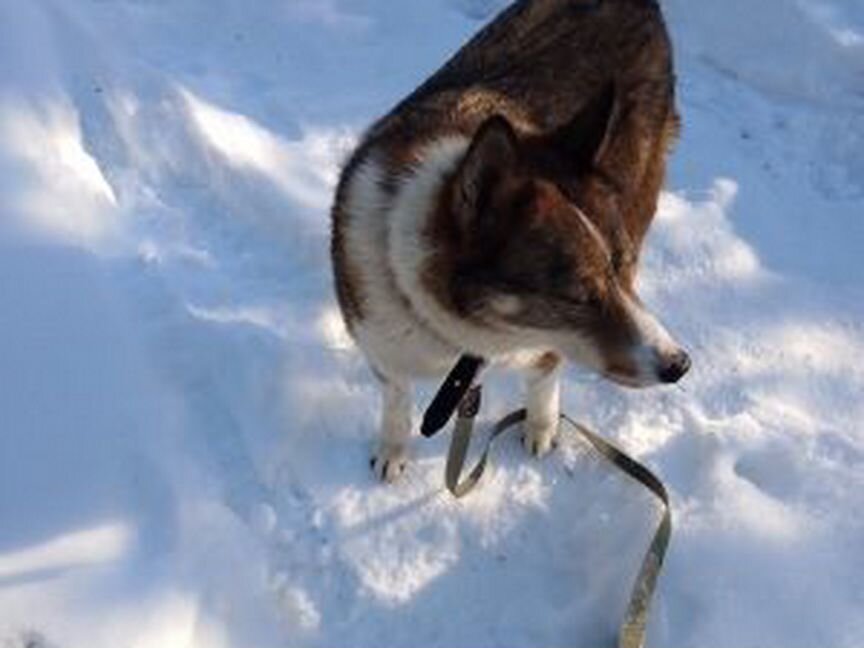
[436,89,689,387]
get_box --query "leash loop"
[441,385,671,648]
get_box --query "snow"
[1,1,863,647]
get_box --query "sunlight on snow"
[330,487,460,605]
[186,302,289,338]
[0,98,117,245]
[0,522,132,581]
[316,306,355,351]
[180,87,346,211]
[738,322,864,378]
[651,179,764,285]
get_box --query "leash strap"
[444,388,671,648]
[445,387,523,498]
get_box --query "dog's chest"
[340,157,459,378]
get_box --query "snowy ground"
[1,1,863,647]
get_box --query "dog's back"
[383,0,674,146]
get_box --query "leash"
[422,357,671,648]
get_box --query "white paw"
[522,420,558,458]
[370,442,408,483]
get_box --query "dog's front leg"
[371,377,412,482]
[523,353,562,457]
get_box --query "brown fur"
[332,0,679,335]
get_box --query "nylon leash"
[423,359,672,648]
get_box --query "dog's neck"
[388,137,542,361]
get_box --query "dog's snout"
[657,349,691,384]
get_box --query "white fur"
[373,380,412,482]
[524,358,562,457]
[620,290,681,384]
[343,152,459,381]
[573,204,613,261]
[489,294,524,317]
[342,143,472,481]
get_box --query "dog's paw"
[522,421,558,458]
[370,443,408,483]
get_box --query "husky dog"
[331,0,690,481]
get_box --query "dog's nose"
[657,349,691,384]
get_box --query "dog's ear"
[554,81,618,170]
[452,115,519,238]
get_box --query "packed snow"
[1,1,863,647]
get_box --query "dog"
[331,0,690,482]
